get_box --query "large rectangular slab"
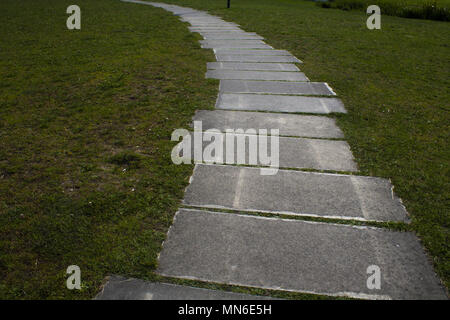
[201,40,266,45]
[192,30,254,34]
[179,132,357,171]
[95,276,273,300]
[207,62,299,71]
[200,32,259,35]
[219,80,335,95]
[189,27,242,32]
[190,24,239,28]
[202,34,263,40]
[193,110,345,138]
[181,17,225,21]
[206,70,308,81]
[216,54,302,63]
[183,164,409,222]
[214,49,292,56]
[157,209,446,300]
[201,41,272,49]
[217,93,347,114]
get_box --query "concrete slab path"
[118,0,447,300]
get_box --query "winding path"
[96,1,447,300]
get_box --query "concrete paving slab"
[201,31,259,35]
[201,40,266,46]
[190,24,239,27]
[180,132,357,171]
[181,15,226,19]
[219,80,335,95]
[157,209,446,300]
[216,93,346,114]
[183,164,410,222]
[216,54,302,63]
[95,275,273,300]
[189,27,242,31]
[214,49,292,56]
[207,62,299,71]
[186,19,234,22]
[202,42,272,49]
[192,30,254,34]
[202,34,263,40]
[193,110,345,138]
[206,70,308,81]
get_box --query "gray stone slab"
[201,32,260,36]
[180,16,220,20]
[201,41,272,50]
[216,54,302,63]
[180,132,357,171]
[208,62,299,71]
[203,34,263,40]
[192,30,253,34]
[183,164,410,222]
[217,93,347,114]
[157,209,446,300]
[201,40,266,46]
[189,27,242,32]
[193,110,345,138]
[206,70,308,81]
[190,24,239,28]
[95,275,273,300]
[219,80,336,95]
[214,49,292,56]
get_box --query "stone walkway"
[102,0,447,300]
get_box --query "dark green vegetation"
[0,0,219,298]
[162,0,450,289]
[319,0,450,21]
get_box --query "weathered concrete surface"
[219,80,336,95]
[201,41,272,49]
[206,70,308,81]
[157,209,447,300]
[95,275,273,300]
[216,93,347,114]
[201,40,266,46]
[189,27,243,32]
[183,164,410,222]
[214,49,293,56]
[207,62,300,71]
[189,23,239,26]
[177,132,357,171]
[216,54,302,63]
[192,30,257,34]
[193,110,345,138]
[202,34,263,40]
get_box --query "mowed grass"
[0,0,218,299]
[320,0,450,21]
[161,0,450,289]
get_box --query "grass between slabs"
[0,0,218,299]
[156,0,450,290]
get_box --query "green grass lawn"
[0,0,219,299]
[324,0,450,7]
[320,0,450,21]
[160,0,450,290]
